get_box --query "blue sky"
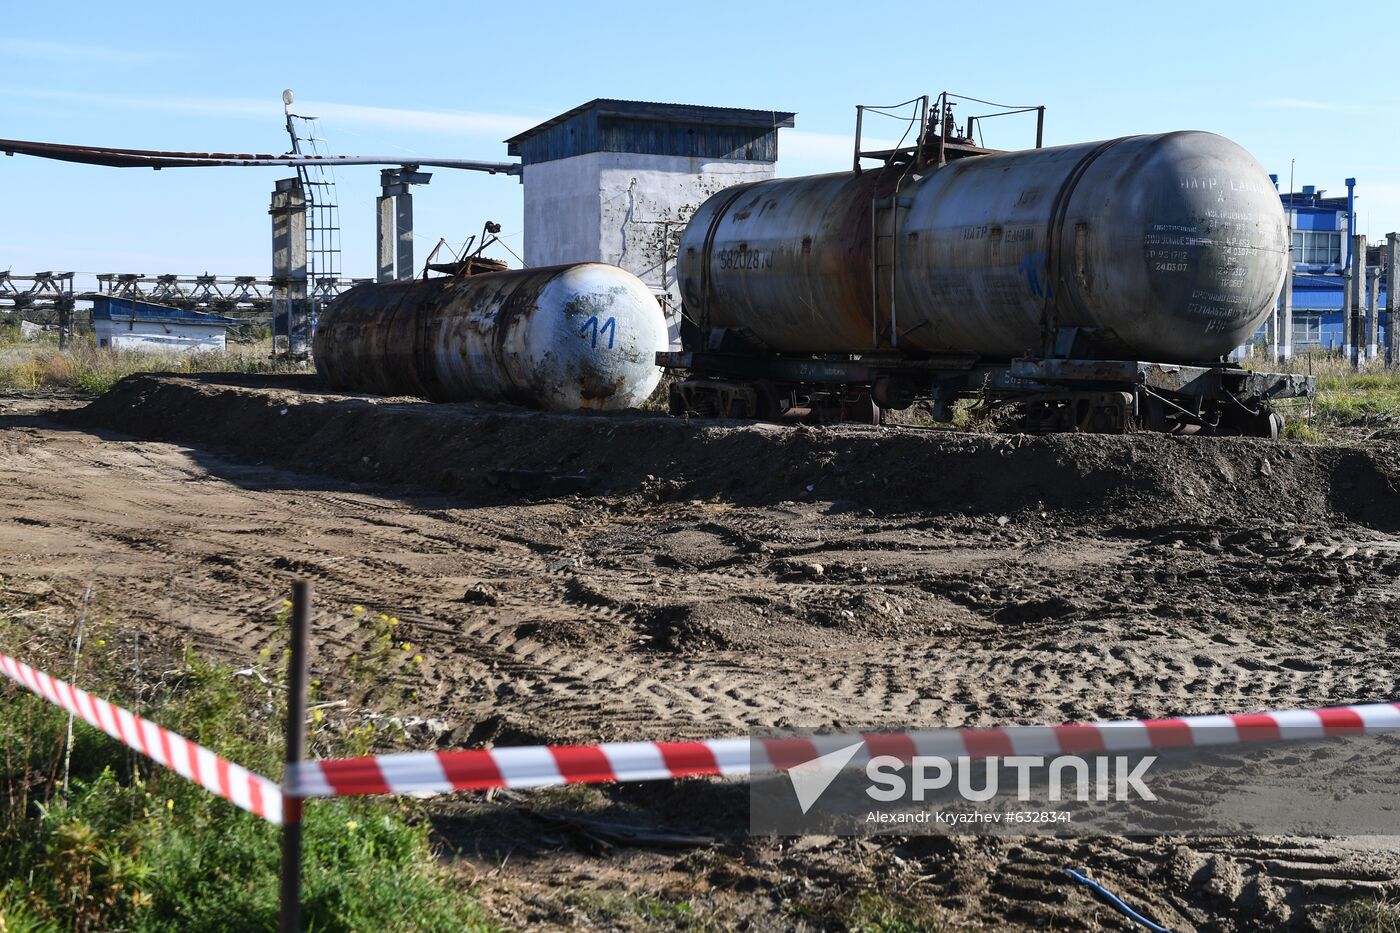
[3,0,1397,284]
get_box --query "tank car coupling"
[872,377,916,411]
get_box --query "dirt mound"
[71,373,1400,529]
[10,385,1400,931]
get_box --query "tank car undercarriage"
[658,350,1314,438]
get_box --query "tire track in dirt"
[3,409,1399,746]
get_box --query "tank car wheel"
[1139,395,1169,433]
[752,381,782,420]
[841,392,881,426]
[1216,407,1284,438]
[667,385,688,417]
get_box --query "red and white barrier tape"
[0,652,283,824]
[287,701,1400,798]
[8,640,1395,815]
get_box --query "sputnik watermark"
[784,743,1155,815]
[750,728,1400,835]
[865,754,1156,803]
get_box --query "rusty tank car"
[315,263,668,411]
[661,98,1311,436]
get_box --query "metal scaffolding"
[282,91,341,337]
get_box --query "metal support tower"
[283,90,342,342]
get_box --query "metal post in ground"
[279,580,311,933]
[1343,271,1354,361]
[1281,259,1294,362]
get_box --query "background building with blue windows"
[1269,176,1392,354]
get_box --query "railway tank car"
[315,263,667,411]
[662,118,1312,436]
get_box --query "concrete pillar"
[1368,265,1381,361]
[1350,234,1367,368]
[1388,232,1399,366]
[271,177,308,356]
[378,166,430,281]
[57,299,72,351]
[396,189,414,280]
[376,196,395,282]
[1280,261,1294,360]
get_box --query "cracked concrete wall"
[522,151,775,347]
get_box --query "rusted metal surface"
[680,131,1286,364]
[314,263,667,411]
[680,171,897,351]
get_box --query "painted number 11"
[580,315,617,350]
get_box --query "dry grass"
[0,337,304,396]
[1240,349,1400,440]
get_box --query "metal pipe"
[852,106,864,174]
[279,580,311,933]
[1343,272,1354,360]
[1281,259,1294,360]
[1345,177,1357,271]
[0,137,519,174]
[1352,234,1366,368]
[1036,107,1045,148]
[1283,160,1294,361]
[936,93,947,168]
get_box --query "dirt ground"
[3,373,1399,931]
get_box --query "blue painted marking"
[1018,253,1044,298]
[580,315,617,350]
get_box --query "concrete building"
[506,99,795,345]
[92,297,235,353]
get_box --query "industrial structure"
[91,297,236,353]
[505,99,795,346]
[662,96,1310,435]
[2,96,794,355]
[2,91,1393,390]
[0,89,518,351]
[1256,178,1395,364]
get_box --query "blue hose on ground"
[1063,867,1173,933]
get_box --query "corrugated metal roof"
[505,99,795,145]
[91,297,238,326]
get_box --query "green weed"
[1326,897,1400,933]
[784,891,952,933]
[559,890,708,931]
[0,615,487,932]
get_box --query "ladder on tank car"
[853,96,928,350]
[852,92,1047,351]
